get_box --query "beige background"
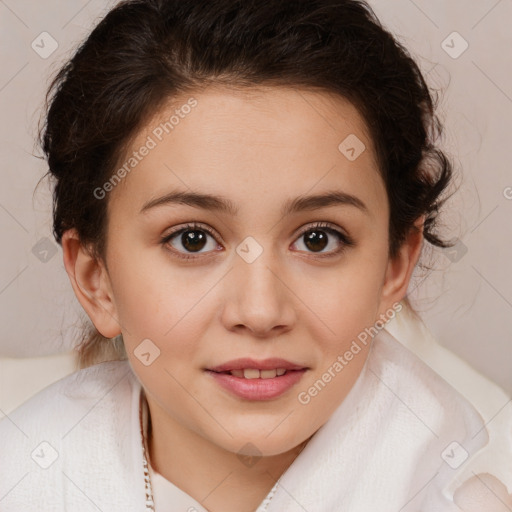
[0,1,511,401]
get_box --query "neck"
[144,394,311,512]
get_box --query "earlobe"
[379,215,425,309]
[61,229,122,339]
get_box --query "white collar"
[137,328,492,511]
[0,328,502,511]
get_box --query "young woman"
[1,0,510,510]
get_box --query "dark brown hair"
[37,0,456,368]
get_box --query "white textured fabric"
[149,466,210,512]
[0,328,510,511]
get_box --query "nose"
[220,250,297,338]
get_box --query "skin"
[62,85,424,512]
[453,473,512,511]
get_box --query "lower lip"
[205,369,307,400]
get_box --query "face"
[65,85,421,458]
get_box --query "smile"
[215,368,288,379]
[205,368,308,400]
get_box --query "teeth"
[227,368,288,379]
[243,369,261,379]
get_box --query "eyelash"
[160,221,355,261]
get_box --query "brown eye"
[161,223,220,259]
[303,229,329,252]
[179,229,208,252]
[292,222,355,257]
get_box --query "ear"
[377,215,425,314]
[61,229,122,338]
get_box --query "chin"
[217,428,309,459]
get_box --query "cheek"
[307,260,386,342]
[107,242,206,349]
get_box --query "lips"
[206,367,308,400]
[205,357,309,400]
[207,357,308,373]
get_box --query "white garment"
[143,398,210,512]
[149,467,209,512]
[0,328,510,511]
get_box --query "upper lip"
[207,358,308,372]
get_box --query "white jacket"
[1,328,510,511]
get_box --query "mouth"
[206,357,308,374]
[204,358,309,400]
[208,368,295,379]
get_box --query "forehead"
[108,85,386,220]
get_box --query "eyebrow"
[140,189,369,216]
